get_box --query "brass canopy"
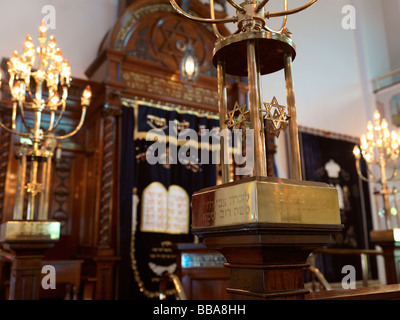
[213,31,296,76]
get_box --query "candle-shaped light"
[81,85,92,106]
[48,35,57,51]
[54,48,63,70]
[61,59,71,85]
[49,92,60,110]
[39,21,47,40]
[13,82,25,101]
[374,110,380,123]
[8,50,19,74]
[23,35,35,67]
[353,145,361,160]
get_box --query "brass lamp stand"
[353,110,400,284]
[0,22,91,300]
[170,0,342,299]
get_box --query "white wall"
[381,0,400,71]
[0,0,119,79]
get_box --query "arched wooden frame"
[86,0,236,112]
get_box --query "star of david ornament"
[226,102,250,130]
[261,97,290,138]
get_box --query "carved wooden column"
[93,102,121,300]
[0,113,11,221]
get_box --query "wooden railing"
[308,248,384,290]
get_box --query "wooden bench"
[306,284,400,300]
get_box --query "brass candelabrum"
[170,0,318,181]
[353,110,400,230]
[175,0,343,300]
[0,21,92,222]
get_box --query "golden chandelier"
[0,21,92,221]
[354,110,400,229]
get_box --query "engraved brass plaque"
[192,177,341,228]
[0,221,61,242]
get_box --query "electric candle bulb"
[353,145,361,159]
[24,35,34,50]
[83,86,92,99]
[184,55,195,77]
[10,51,18,65]
[48,35,57,50]
[54,48,63,63]
[61,59,71,78]
[13,82,25,100]
[360,134,367,144]
[50,92,60,106]
[81,85,92,106]
[39,21,47,34]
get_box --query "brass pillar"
[284,53,302,180]
[247,40,267,177]
[217,58,231,183]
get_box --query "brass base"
[192,176,341,230]
[0,220,61,242]
[191,177,342,300]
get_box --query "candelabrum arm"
[0,100,30,137]
[387,167,398,181]
[263,0,287,33]
[226,0,245,13]
[52,105,87,140]
[46,85,69,133]
[18,100,34,135]
[11,101,17,131]
[210,0,224,39]
[169,0,237,24]
[46,100,66,134]
[255,0,270,12]
[48,110,55,132]
[355,158,382,184]
[383,159,399,181]
[266,0,318,18]
[0,117,29,137]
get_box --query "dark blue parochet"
[118,102,219,299]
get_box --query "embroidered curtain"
[119,100,219,299]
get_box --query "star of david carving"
[158,20,199,68]
[261,97,290,138]
[226,102,249,130]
